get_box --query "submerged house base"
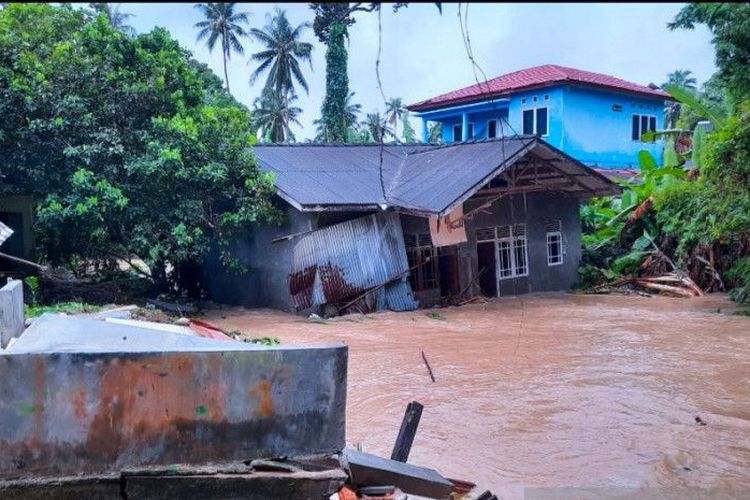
[204,137,620,314]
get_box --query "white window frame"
[546,230,563,266]
[522,107,549,137]
[632,113,656,141]
[476,225,529,287]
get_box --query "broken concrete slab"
[5,313,268,353]
[0,279,24,349]
[341,448,453,499]
[0,339,348,478]
[103,317,196,336]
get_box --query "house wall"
[561,85,665,168]
[202,199,378,311]
[399,214,443,307]
[400,192,582,301]
[421,84,666,168]
[203,200,315,310]
[463,192,582,296]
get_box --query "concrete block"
[0,279,24,349]
[0,474,120,499]
[124,469,348,500]
[342,448,453,499]
[0,343,347,478]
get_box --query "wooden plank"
[391,401,424,463]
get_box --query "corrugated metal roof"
[407,64,672,112]
[254,137,620,215]
[287,211,418,313]
[0,221,13,247]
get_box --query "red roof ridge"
[407,64,672,111]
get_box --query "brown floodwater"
[206,293,750,498]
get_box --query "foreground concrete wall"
[0,346,347,479]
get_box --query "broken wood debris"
[582,272,704,298]
[421,350,436,382]
[391,401,424,463]
[476,490,499,500]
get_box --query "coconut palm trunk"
[222,39,230,93]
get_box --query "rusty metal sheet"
[287,212,418,313]
[0,344,347,479]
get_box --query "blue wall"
[419,84,666,169]
[561,86,664,168]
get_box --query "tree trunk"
[223,51,230,94]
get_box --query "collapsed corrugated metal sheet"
[288,212,418,313]
[0,221,12,247]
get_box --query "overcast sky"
[119,2,716,141]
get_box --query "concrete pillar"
[421,118,429,143]
[461,112,469,141]
[0,279,24,348]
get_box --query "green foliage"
[23,276,40,305]
[245,336,281,346]
[692,123,707,168]
[385,97,404,139]
[726,257,750,304]
[669,3,750,103]
[703,103,750,184]
[320,22,349,142]
[252,89,302,142]
[25,301,101,318]
[665,85,727,131]
[402,110,416,143]
[0,4,279,294]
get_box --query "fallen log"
[633,280,696,298]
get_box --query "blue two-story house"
[406,64,673,169]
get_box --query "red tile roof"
[407,64,673,112]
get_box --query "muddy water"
[207,293,750,498]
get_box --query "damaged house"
[204,136,620,314]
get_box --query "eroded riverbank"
[206,293,750,498]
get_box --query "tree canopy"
[0,3,279,294]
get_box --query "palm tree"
[314,92,361,142]
[248,8,313,103]
[663,69,698,90]
[89,3,135,35]
[385,97,404,140]
[428,122,443,143]
[362,112,394,143]
[194,3,250,94]
[662,69,698,129]
[252,89,302,143]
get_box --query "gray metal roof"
[254,137,620,215]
